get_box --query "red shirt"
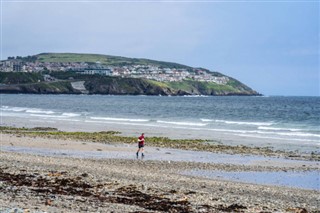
[138,135,145,145]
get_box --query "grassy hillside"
[36,53,191,69]
[156,80,251,95]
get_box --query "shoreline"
[1,133,318,169]
[0,130,319,212]
[2,114,319,155]
[1,126,319,161]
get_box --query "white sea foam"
[157,120,208,126]
[1,106,56,114]
[258,126,303,132]
[1,106,28,112]
[62,113,81,117]
[26,109,55,114]
[183,95,209,97]
[215,120,274,126]
[29,114,69,118]
[13,108,28,112]
[90,117,149,122]
[200,119,213,122]
[85,120,161,127]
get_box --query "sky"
[1,0,319,96]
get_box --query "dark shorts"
[138,144,144,148]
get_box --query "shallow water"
[181,170,320,191]
[1,144,318,167]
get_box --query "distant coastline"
[0,72,261,96]
[0,53,261,96]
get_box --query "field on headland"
[0,127,319,212]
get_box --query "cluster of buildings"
[0,59,229,84]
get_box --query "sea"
[1,94,319,153]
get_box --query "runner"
[136,133,145,158]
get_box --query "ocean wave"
[200,119,213,122]
[29,114,70,118]
[1,106,56,114]
[62,113,81,117]
[90,117,149,122]
[26,109,55,114]
[85,120,161,127]
[157,120,208,126]
[183,95,209,97]
[215,120,274,126]
[1,106,29,112]
[258,126,303,132]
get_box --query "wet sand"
[0,134,319,212]
[0,134,318,169]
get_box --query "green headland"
[0,53,260,96]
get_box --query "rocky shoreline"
[0,131,319,212]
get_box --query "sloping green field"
[36,53,190,69]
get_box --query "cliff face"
[0,72,260,96]
[84,77,173,95]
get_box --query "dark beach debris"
[185,190,197,195]
[113,185,193,212]
[30,127,59,131]
[0,168,215,212]
[216,203,247,212]
[3,168,308,213]
[98,130,121,135]
[286,207,308,213]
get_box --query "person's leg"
[141,147,144,156]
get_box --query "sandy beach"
[0,133,319,213]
